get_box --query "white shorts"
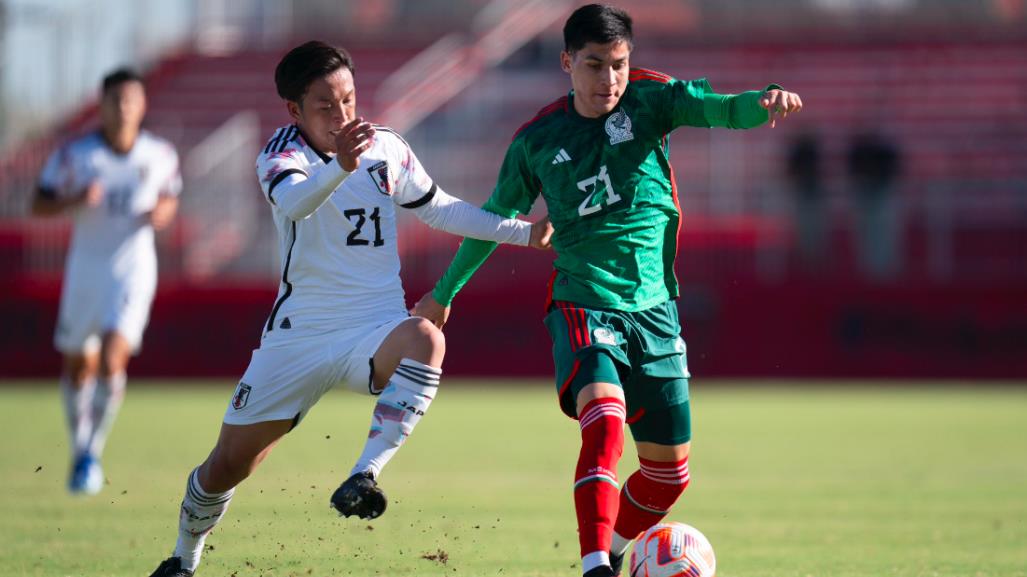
[53,261,157,355]
[222,315,411,426]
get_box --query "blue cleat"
[68,453,104,495]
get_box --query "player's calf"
[610,454,691,565]
[339,357,442,520]
[171,467,235,573]
[574,396,626,575]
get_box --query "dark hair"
[101,68,143,94]
[275,41,355,103]
[563,4,633,53]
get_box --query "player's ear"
[560,51,573,74]
[286,100,302,123]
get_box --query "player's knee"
[403,317,446,366]
[98,351,128,378]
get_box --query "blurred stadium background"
[1,0,1025,380]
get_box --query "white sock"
[88,372,126,458]
[60,375,95,456]
[174,467,235,571]
[610,531,633,558]
[350,359,440,478]
[582,551,610,574]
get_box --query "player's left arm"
[148,194,179,231]
[145,144,183,231]
[667,77,802,130]
[407,187,551,248]
[392,134,550,248]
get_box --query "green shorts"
[543,299,692,445]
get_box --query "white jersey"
[256,123,531,336]
[38,130,182,275]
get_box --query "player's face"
[561,39,631,118]
[288,67,357,154]
[100,80,146,132]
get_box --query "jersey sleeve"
[37,144,73,200]
[431,136,538,305]
[157,143,183,197]
[256,146,309,206]
[388,134,437,209]
[663,77,773,130]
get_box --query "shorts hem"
[222,411,302,426]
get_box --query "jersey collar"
[295,125,334,164]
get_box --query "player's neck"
[101,126,139,155]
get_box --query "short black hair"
[563,4,633,53]
[275,41,355,103]
[102,68,143,94]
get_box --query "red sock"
[574,397,626,560]
[614,455,690,541]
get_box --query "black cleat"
[609,550,625,576]
[330,471,387,520]
[583,566,616,577]
[149,557,193,577]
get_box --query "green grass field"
[1,381,1025,577]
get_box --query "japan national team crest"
[605,110,634,145]
[232,382,252,410]
[367,161,392,196]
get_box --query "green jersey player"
[413,4,802,576]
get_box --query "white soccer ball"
[628,522,716,577]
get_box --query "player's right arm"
[31,144,102,217]
[32,181,102,216]
[413,135,540,327]
[258,119,374,220]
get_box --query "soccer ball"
[628,522,716,577]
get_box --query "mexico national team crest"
[232,382,251,410]
[605,110,634,145]
[367,161,392,196]
[593,327,618,346]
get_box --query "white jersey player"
[33,68,181,496]
[149,41,553,577]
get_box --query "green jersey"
[433,68,776,312]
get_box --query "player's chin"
[594,96,619,114]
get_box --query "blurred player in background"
[148,41,552,577]
[413,5,802,576]
[32,68,181,496]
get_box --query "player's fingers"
[340,116,363,133]
[346,125,375,150]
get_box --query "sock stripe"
[579,398,625,415]
[578,402,626,431]
[394,364,440,382]
[640,462,689,473]
[639,459,690,485]
[393,366,440,387]
[187,470,233,506]
[397,360,442,377]
[574,473,620,490]
[623,483,670,515]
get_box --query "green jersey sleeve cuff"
[430,197,517,306]
[703,89,770,129]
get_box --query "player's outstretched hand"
[411,292,451,329]
[332,117,376,172]
[760,89,803,128]
[529,215,554,249]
